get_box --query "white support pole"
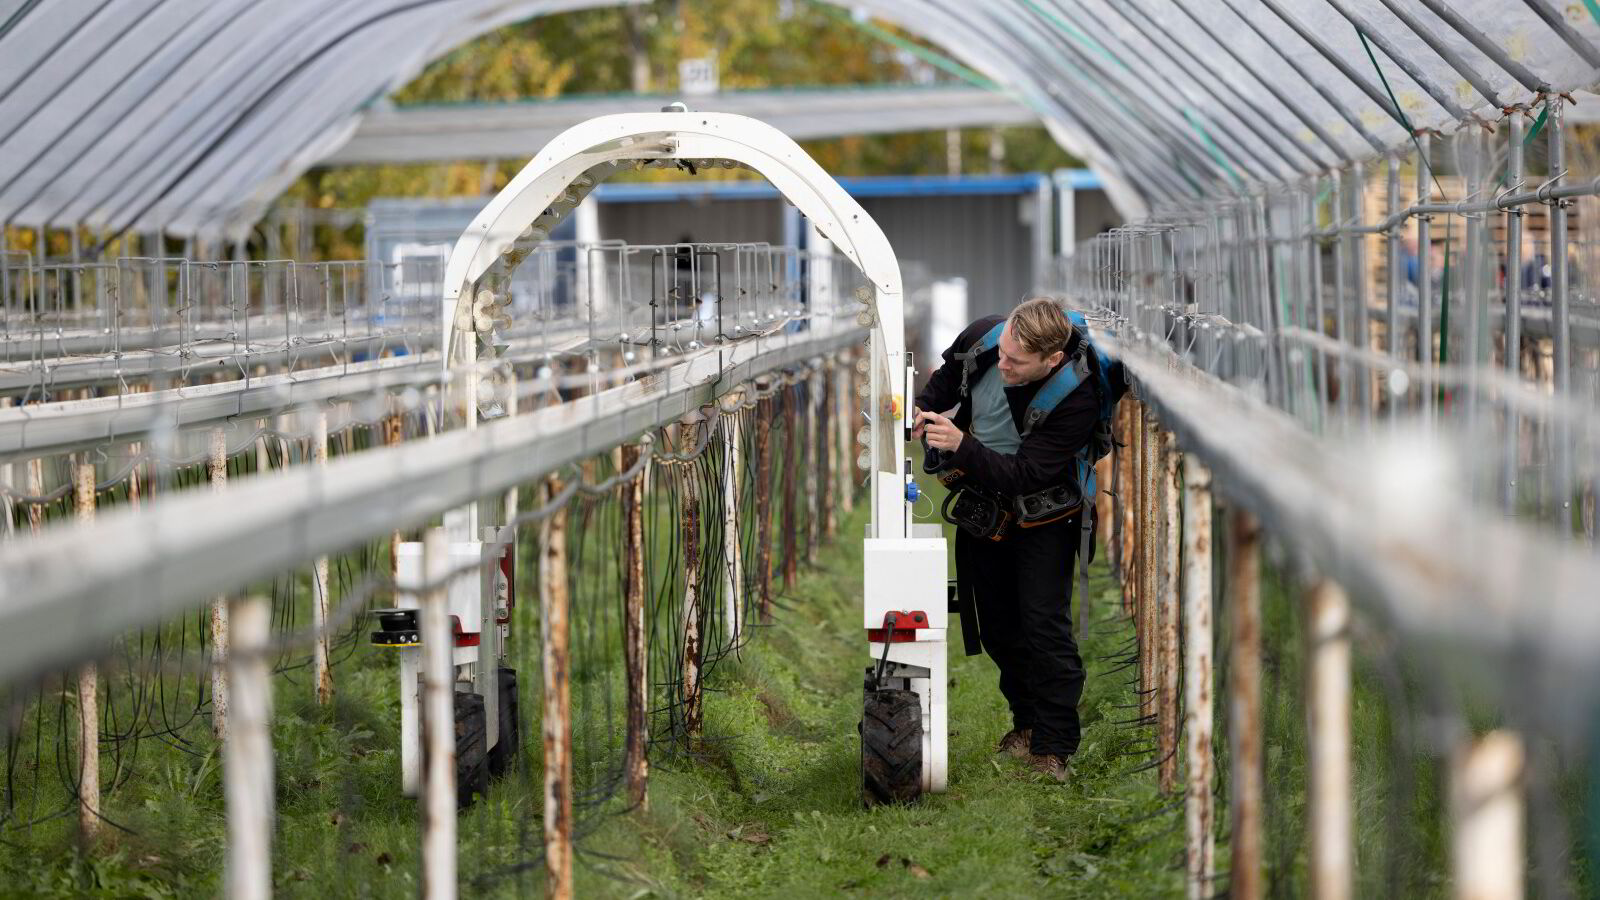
[1451,730,1525,900]
[74,463,99,842]
[1182,455,1215,899]
[420,528,457,900]
[224,595,272,900]
[312,410,334,705]
[208,428,230,741]
[1307,577,1353,900]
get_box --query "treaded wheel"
[454,691,489,808]
[861,687,923,807]
[488,667,520,777]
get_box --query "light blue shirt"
[969,365,1020,454]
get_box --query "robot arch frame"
[438,109,947,794]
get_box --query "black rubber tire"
[861,687,923,807]
[488,667,520,777]
[454,691,489,808]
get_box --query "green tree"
[280,0,1082,244]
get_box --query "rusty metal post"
[208,428,230,741]
[420,527,456,899]
[678,417,704,737]
[809,364,825,555]
[755,391,774,621]
[1229,509,1265,900]
[224,594,272,900]
[311,410,334,705]
[721,409,745,650]
[1108,401,1125,580]
[74,463,99,842]
[1306,577,1353,900]
[1138,409,1155,719]
[25,457,43,534]
[781,384,798,588]
[1182,455,1215,898]
[1120,399,1138,610]
[1158,427,1181,793]
[539,476,573,900]
[620,442,650,811]
[1451,730,1525,900]
[821,361,837,538]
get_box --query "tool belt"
[927,435,1082,536]
[1014,481,1083,528]
[941,485,1011,541]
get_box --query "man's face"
[996,323,1064,385]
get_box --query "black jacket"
[915,315,1100,498]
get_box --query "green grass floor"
[565,500,1186,899]
[1,503,1186,898]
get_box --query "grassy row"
[14,443,1568,896]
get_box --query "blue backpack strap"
[952,320,1006,398]
[1020,353,1088,437]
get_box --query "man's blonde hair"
[1006,297,1074,357]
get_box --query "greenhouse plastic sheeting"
[1,0,1597,237]
[0,0,616,238]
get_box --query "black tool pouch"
[941,485,1011,541]
[1014,480,1084,528]
[921,435,968,488]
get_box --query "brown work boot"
[1027,752,1072,784]
[996,727,1032,759]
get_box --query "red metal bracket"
[449,615,481,647]
[867,609,930,643]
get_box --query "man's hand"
[918,410,964,452]
[910,406,927,440]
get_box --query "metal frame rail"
[0,319,865,686]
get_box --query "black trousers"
[956,513,1086,757]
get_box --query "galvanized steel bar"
[1182,454,1215,899]
[1413,0,1543,92]
[1547,99,1574,531]
[1503,114,1526,512]
[0,325,863,685]
[1519,0,1600,68]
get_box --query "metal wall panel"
[597,199,786,247]
[1072,190,1121,245]
[859,194,1036,323]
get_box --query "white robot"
[378,105,947,805]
